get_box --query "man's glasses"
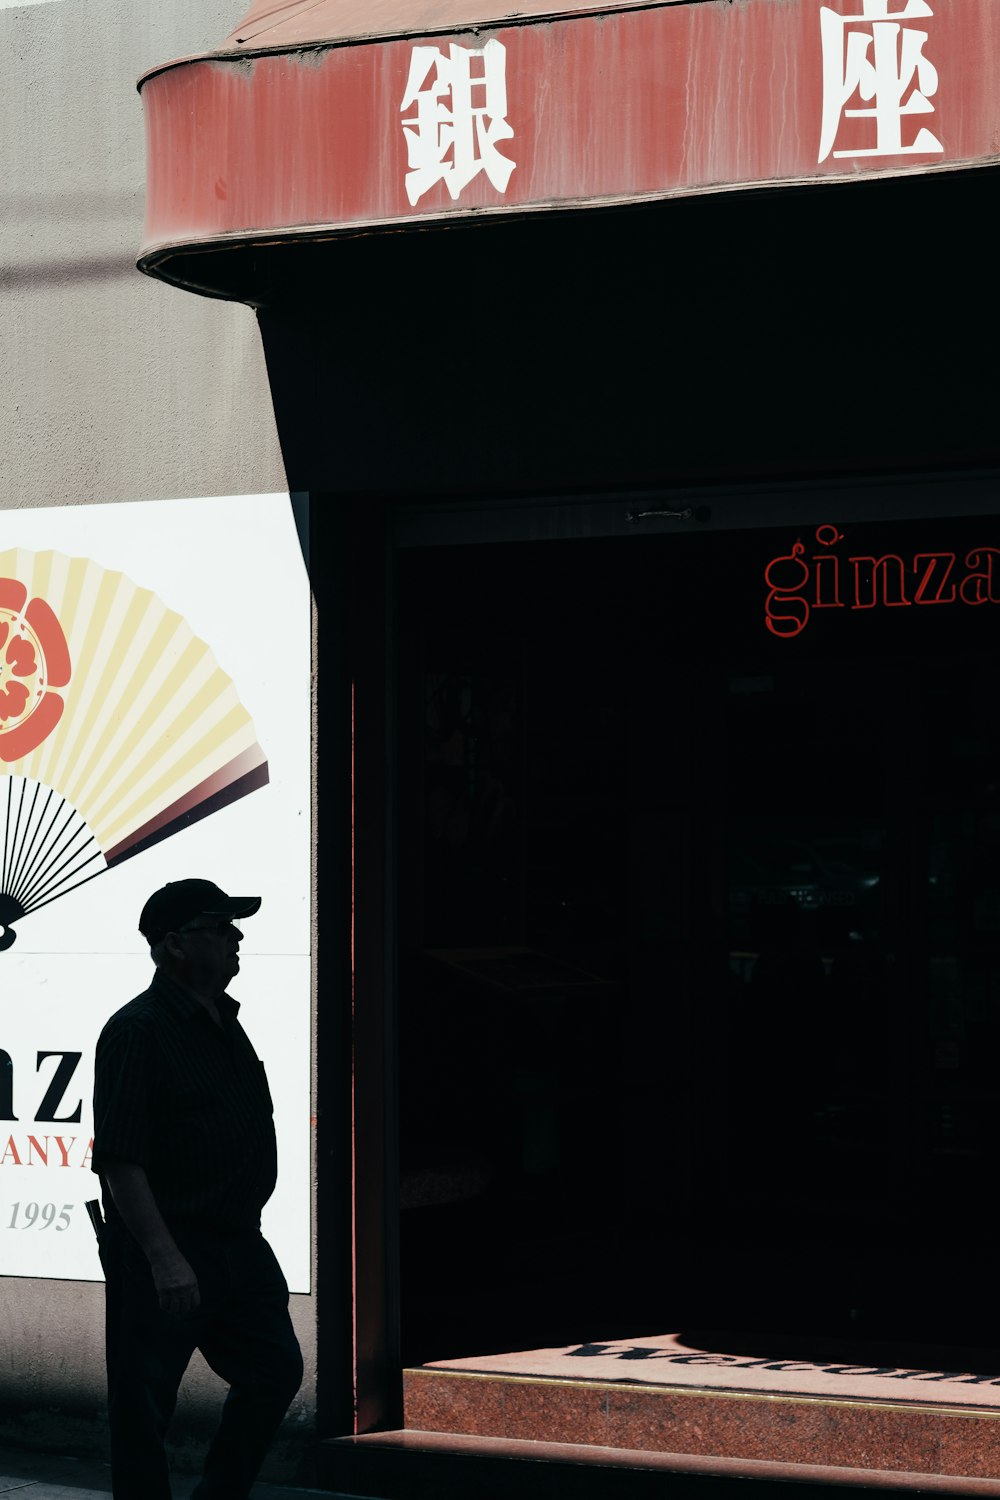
[177,917,240,936]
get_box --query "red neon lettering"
[813,553,843,608]
[849,555,911,610]
[959,548,1000,605]
[813,525,844,609]
[764,526,1000,636]
[913,552,956,604]
[764,540,810,638]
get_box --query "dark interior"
[258,165,1000,502]
[397,514,1000,1368]
[258,157,1000,1389]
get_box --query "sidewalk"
[0,1445,356,1500]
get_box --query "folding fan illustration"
[0,549,268,951]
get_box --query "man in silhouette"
[92,878,302,1500]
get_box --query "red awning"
[222,0,666,49]
[139,0,1000,300]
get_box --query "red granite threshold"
[403,1367,1000,1483]
[336,1428,1000,1495]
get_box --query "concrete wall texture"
[0,0,314,1484]
[1,0,286,509]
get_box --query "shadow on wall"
[2,254,137,292]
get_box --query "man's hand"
[101,1161,200,1315]
[150,1250,201,1316]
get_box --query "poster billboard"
[0,495,311,1290]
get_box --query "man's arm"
[102,1161,200,1315]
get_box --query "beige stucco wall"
[0,0,314,1485]
[0,0,286,510]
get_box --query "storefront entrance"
[396,501,1000,1372]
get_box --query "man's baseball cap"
[139,879,261,947]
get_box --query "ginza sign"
[818,0,941,163]
[401,39,516,205]
[764,524,1000,639]
[399,1,942,207]
[139,0,1000,257]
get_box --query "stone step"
[403,1333,1000,1482]
[331,1429,1000,1497]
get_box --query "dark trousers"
[101,1222,303,1500]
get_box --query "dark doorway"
[396,508,1000,1367]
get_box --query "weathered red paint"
[223,0,683,50]
[139,0,999,276]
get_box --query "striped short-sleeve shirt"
[92,968,278,1234]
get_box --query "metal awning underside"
[138,0,1000,303]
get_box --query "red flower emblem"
[5,635,37,678]
[0,578,72,762]
[0,679,29,723]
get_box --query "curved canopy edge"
[223,0,682,50]
[139,0,999,302]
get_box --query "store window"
[396,506,1000,1370]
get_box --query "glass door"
[396,507,1000,1365]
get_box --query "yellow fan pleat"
[84,659,235,828]
[65,604,180,811]
[95,705,257,848]
[0,549,266,860]
[44,566,133,794]
[58,585,154,805]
